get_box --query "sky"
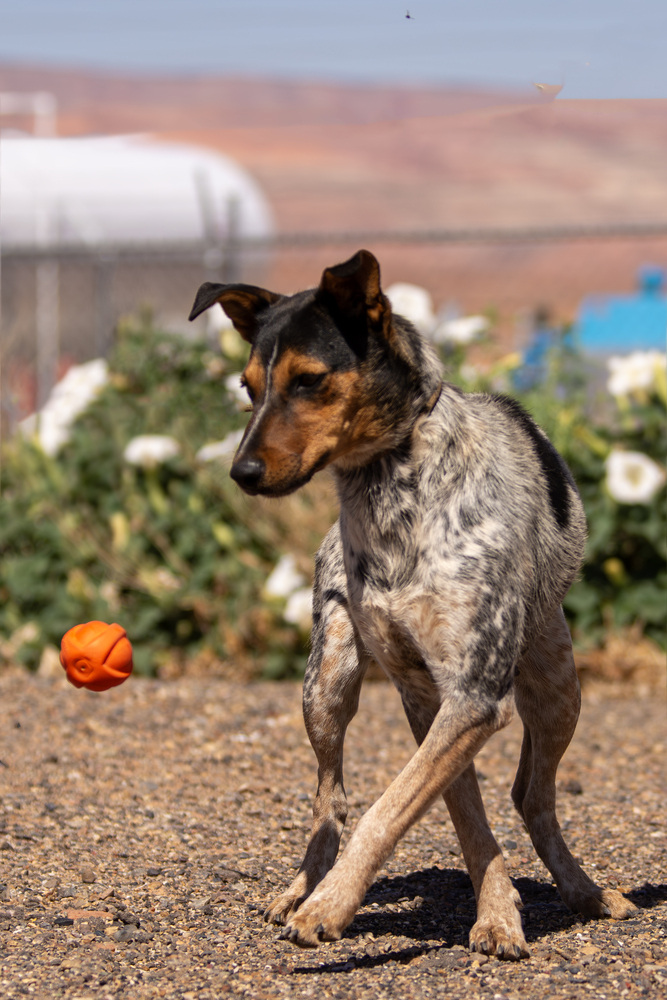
[0,0,664,98]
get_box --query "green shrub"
[0,317,664,678]
[0,316,314,678]
[449,338,666,649]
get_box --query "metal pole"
[35,258,59,409]
[0,92,57,138]
[32,92,57,138]
[0,131,3,490]
[95,254,115,357]
[223,195,240,284]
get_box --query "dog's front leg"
[281,693,512,947]
[264,602,368,926]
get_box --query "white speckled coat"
[189,248,637,955]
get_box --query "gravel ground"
[0,671,665,1000]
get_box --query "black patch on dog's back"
[493,395,574,530]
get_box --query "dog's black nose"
[230,456,265,491]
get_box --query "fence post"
[222,195,240,284]
[0,148,3,485]
[35,257,59,409]
[95,254,116,357]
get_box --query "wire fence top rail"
[2,221,667,260]
[264,221,667,247]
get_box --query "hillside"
[1,65,665,337]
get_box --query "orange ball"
[60,621,133,692]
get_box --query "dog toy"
[60,621,133,692]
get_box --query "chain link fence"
[1,223,666,436]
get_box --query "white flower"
[123,434,180,468]
[196,429,244,464]
[605,450,666,504]
[385,283,436,335]
[607,351,666,398]
[225,373,251,408]
[433,315,489,346]
[19,358,108,456]
[264,554,305,599]
[283,587,314,632]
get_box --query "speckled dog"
[189,250,636,957]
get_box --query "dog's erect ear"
[188,282,282,343]
[317,250,391,350]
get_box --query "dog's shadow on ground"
[291,866,667,976]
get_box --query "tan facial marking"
[243,353,266,403]
[269,347,330,397]
[253,369,377,487]
[241,346,397,492]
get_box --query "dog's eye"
[294,372,325,392]
[240,377,255,403]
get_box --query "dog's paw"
[279,892,355,949]
[279,917,337,949]
[264,873,310,926]
[567,888,638,921]
[470,919,530,961]
[599,889,638,920]
[264,893,302,926]
[469,880,529,960]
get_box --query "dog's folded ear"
[317,250,392,352]
[188,282,282,343]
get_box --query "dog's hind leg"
[401,696,528,959]
[264,600,368,926]
[444,765,529,958]
[512,607,637,920]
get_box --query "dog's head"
[189,250,439,497]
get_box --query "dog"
[189,249,636,957]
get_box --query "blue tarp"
[576,267,667,353]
